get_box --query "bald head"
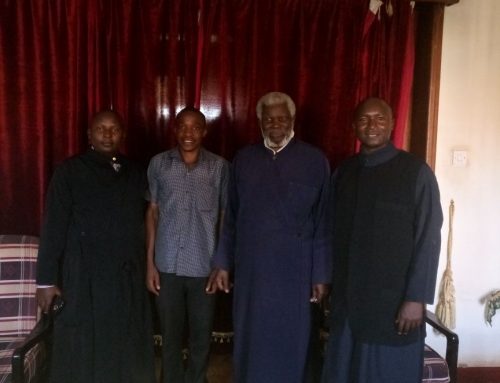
[353,97,393,122]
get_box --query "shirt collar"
[169,147,207,163]
[359,142,399,167]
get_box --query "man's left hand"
[310,283,329,304]
[395,301,425,335]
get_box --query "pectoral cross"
[111,157,121,172]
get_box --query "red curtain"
[356,0,415,148]
[0,0,415,235]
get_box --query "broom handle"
[446,200,454,269]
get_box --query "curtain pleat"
[0,0,415,234]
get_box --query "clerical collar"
[88,148,122,172]
[359,142,399,167]
[263,130,295,154]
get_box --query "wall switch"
[452,150,468,167]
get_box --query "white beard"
[262,130,295,153]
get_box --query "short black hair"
[90,110,124,128]
[175,107,206,125]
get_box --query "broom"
[435,200,456,329]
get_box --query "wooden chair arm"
[425,309,459,383]
[11,314,53,383]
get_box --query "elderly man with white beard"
[207,92,332,383]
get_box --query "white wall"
[426,0,500,367]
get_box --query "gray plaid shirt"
[147,148,229,277]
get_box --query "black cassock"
[37,149,155,383]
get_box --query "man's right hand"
[205,268,231,294]
[146,263,161,296]
[36,286,62,314]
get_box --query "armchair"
[423,309,459,383]
[319,305,459,383]
[0,235,52,383]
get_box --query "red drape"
[356,0,415,148]
[0,0,415,235]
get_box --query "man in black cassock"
[36,111,155,383]
[321,97,443,383]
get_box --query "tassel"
[369,0,384,15]
[386,0,393,17]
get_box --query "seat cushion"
[0,235,39,337]
[0,336,44,383]
[422,344,450,383]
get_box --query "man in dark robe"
[36,111,155,383]
[207,92,332,383]
[321,97,443,383]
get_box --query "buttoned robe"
[37,150,155,383]
[213,139,331,383]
